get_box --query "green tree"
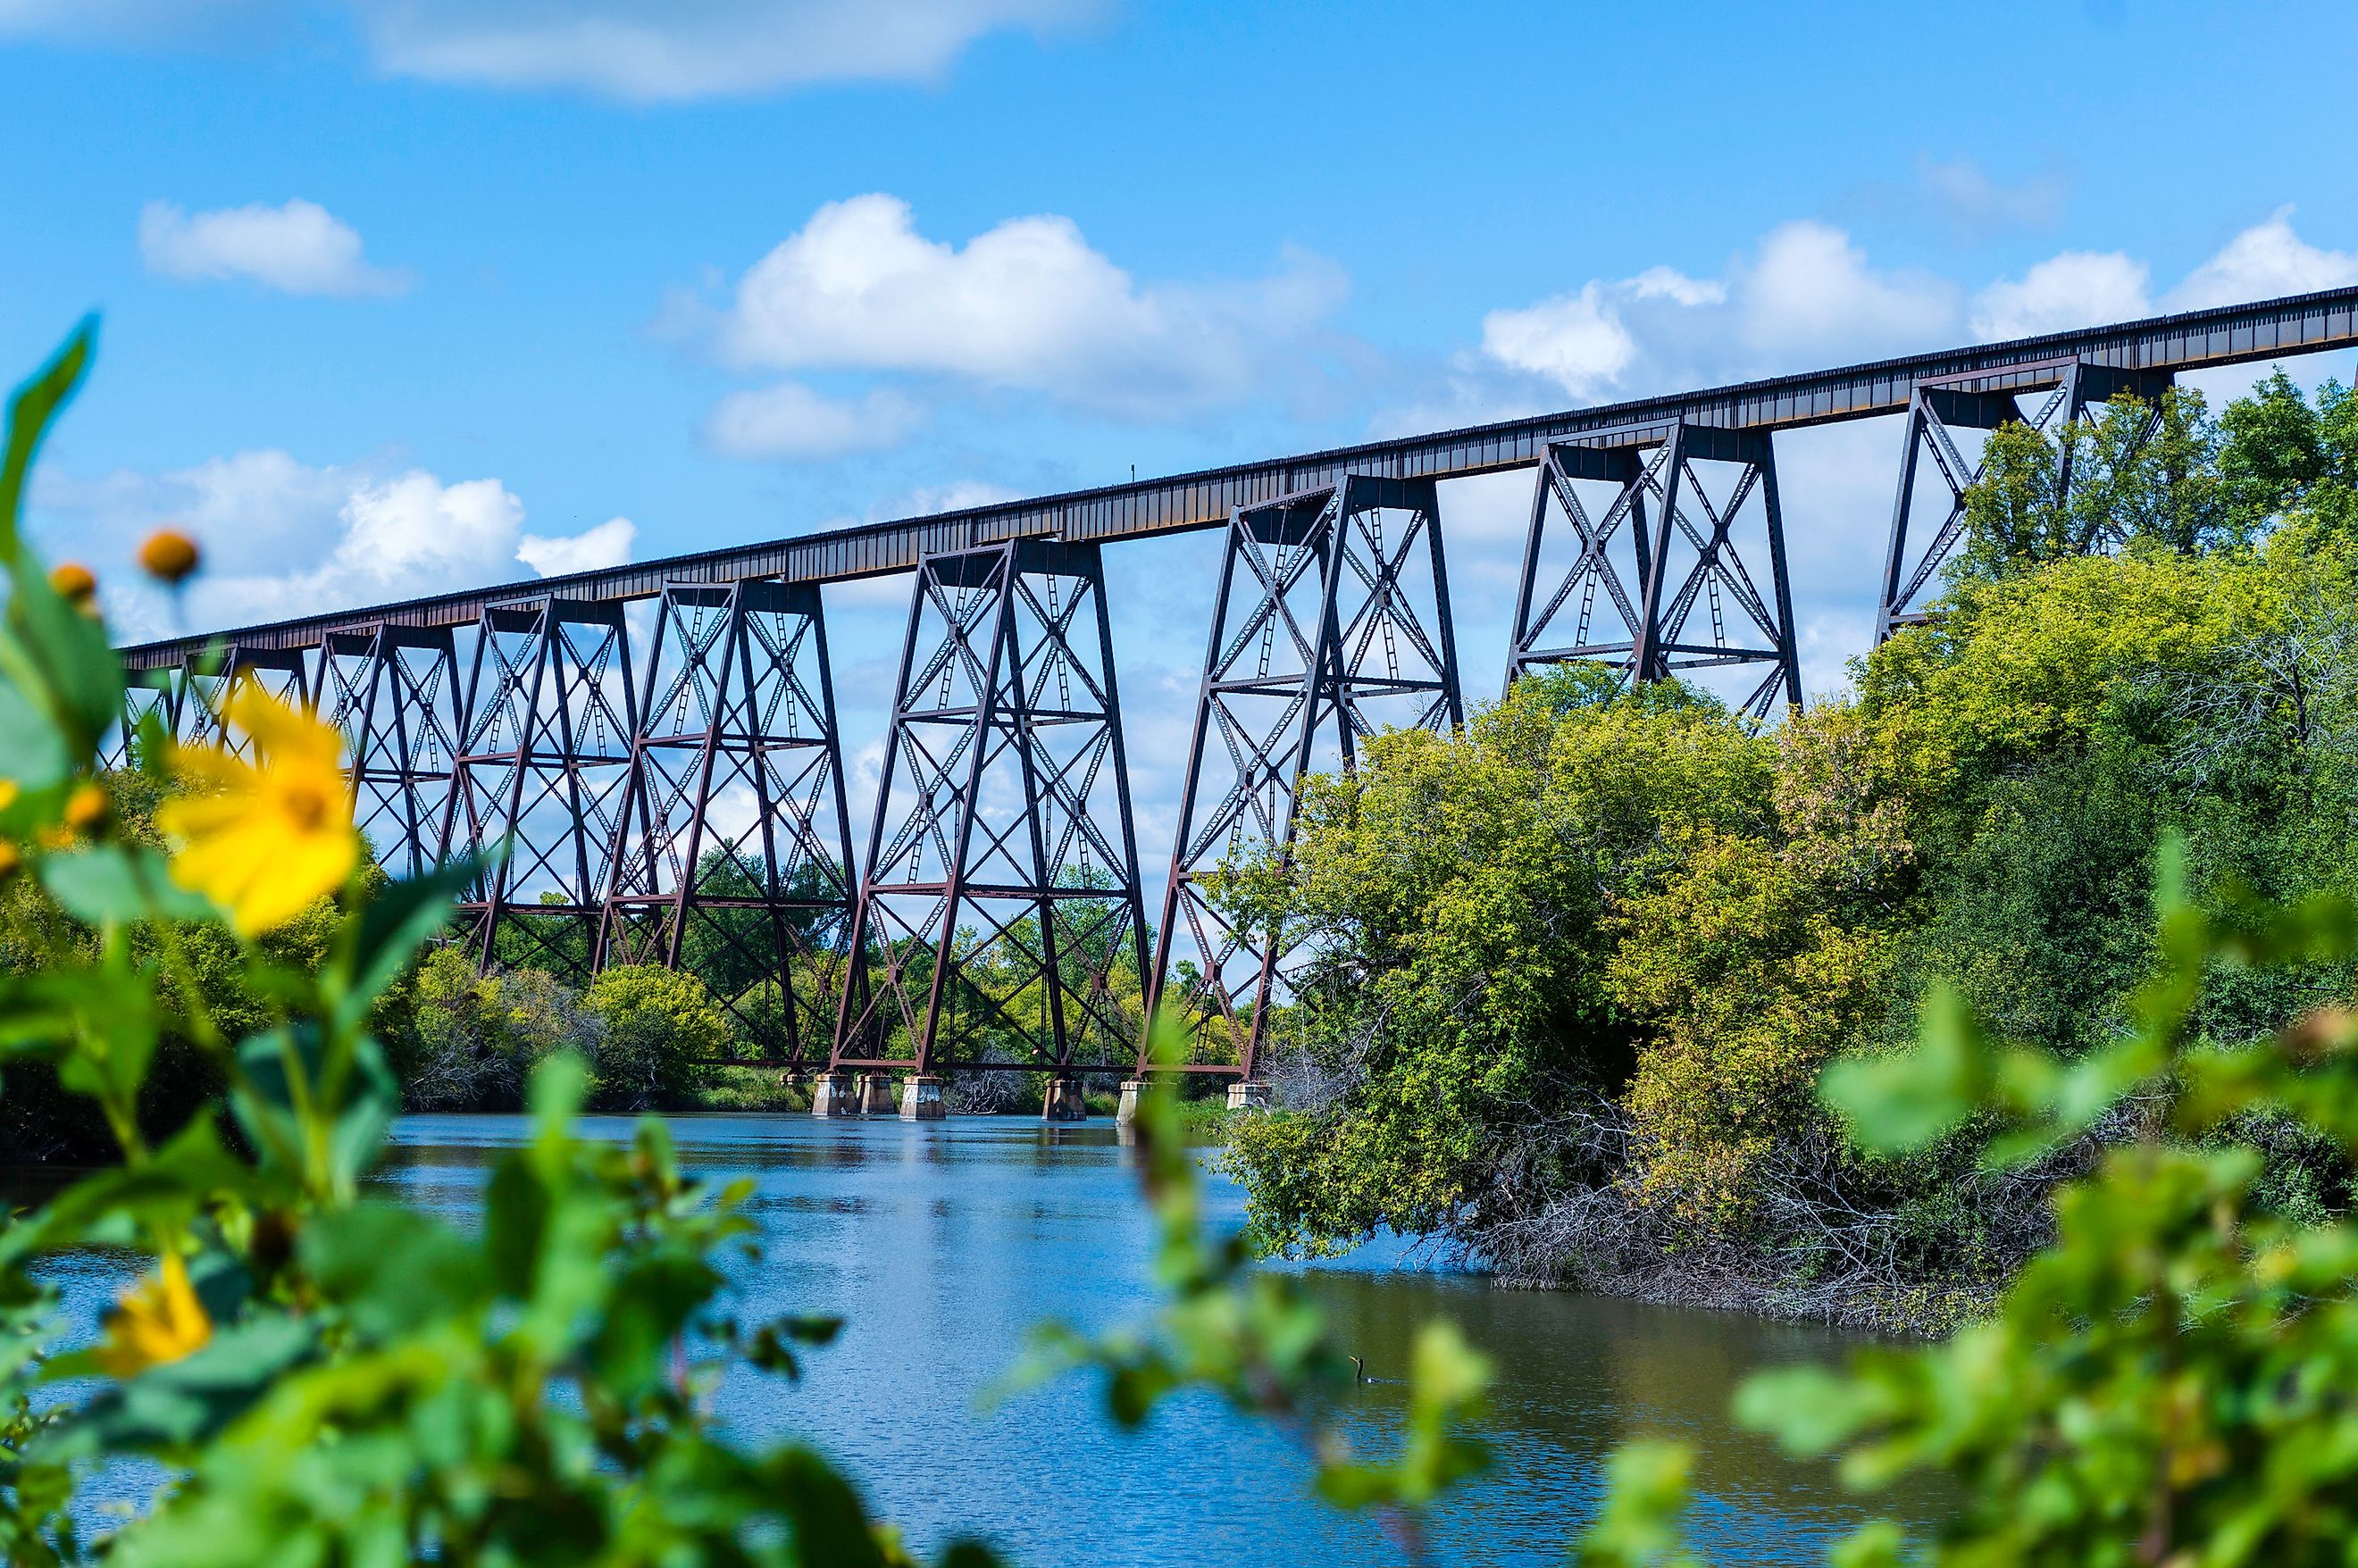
[1222,673,1773,1254]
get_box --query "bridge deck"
[117,284,2358,671]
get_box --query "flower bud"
[137,528,202,585]
[48,563,96,606]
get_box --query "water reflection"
[41,1113,1947,1564]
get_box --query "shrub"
[582,963,726,1111]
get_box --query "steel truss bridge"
[114,286,2358,1105]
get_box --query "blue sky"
[7,0,2358,870]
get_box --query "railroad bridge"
[114,288,2358,1118]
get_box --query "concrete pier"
[1226,1080,1272,1111]
[1115,1079,1147,1128]
[856,1072,899,1115]
[899,1075,946,1120]
[1042,1077,1089,1122]
[810,1072,857,1117]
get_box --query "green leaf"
[38,845,213,926]
[6,552,125,746]
[0,320,94,561]
[34,1314,314,1461]
[229,1027,400,1189]
[770,1445,889,1568]
[0,678,69,789]
[1819,982,1990,1154]
[338,852,489,1027]
[299,1205,484,1340]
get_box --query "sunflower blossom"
[158,686,356,935]
[97,1252,212,1377]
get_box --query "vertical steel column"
[324,624,464,881]
[596,580,859,1068]
[1144,473,1461,1080]
[1877,359,2177,641]
[832,539,1150,1081]
[439,597,637,980]
[1506,420,1801,721]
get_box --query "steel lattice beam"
[1144,474,1462,1080]
[1506,420,1802,722]
[596,580,859,1069]
[832,539,1150,1080]
[439,596,638,980]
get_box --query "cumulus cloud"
[703,381,926,460]
[1472,208,2358,412]
[138,198,410,297]
[0,0,1091,100]
[1481,270,1723,402]
[714,194,1347,421]
[32,451,629,636]
[1479,221,1955,401]
[1969,251,2152,341]
[2163,206,2358,312]
[518,516,636,577]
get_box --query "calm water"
[46,1113,1946,1564]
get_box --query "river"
[43,1112,1948,1564]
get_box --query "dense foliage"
[1225,375,2358,1325]
[1575,846,2358,1564]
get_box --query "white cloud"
[1915,155,2067,235]
[1480,274,1698,402]
[518,515,636,577]
[1969,251,2152,342]
[1736,221,1956,358]
[1479,221,1953,401]
[355,0,1092,101]
[138,198,410,297]
[703,381,926,460]
[32,450,629,635]
[715,194,1347,420]
[2164,206,2358,312]
[2,0,1090,99]
[0,0,278,44]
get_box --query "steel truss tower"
[324,624,464,881]
[440,596,638,980]
[596,580,859,1068]
[1877,357,2176,641]
[1144,474,1463,1080]
[1504,420,1801,722]
[832,538,1149,1082]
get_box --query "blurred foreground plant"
[0,322,994,1566]
[1572,833,2358,1566]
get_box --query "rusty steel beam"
[116,287,2358,672]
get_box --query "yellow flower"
[158,686,356,935]
[97,1252,212,1377]
[0,780,19,813]
[62,780,109,836]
